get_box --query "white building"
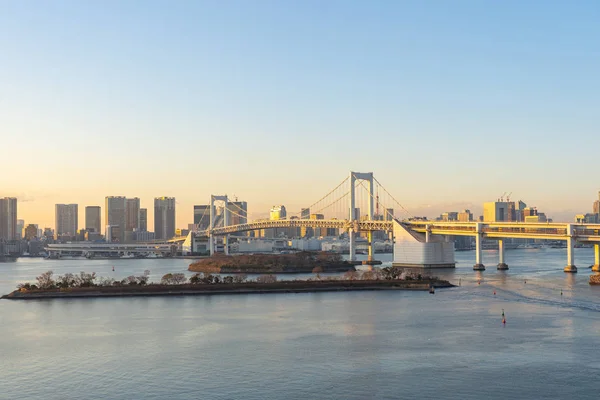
[392,220,455,268]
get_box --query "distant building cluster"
[575,191,600,223]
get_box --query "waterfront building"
[154,197,176,240]
[228,201,248,226]
[457,210,473,222]
[43,228,54,240]
[270,205,287,220]
[126,198,140,232]
[310,213,326,237]
[104,225,115,243]
[0,197,18,240]
[85,206,101,233]
[194,205,211,231]
[105,196,126,242]
[575,213,599,223]
[16,219,24,239]
[301,208,310,219]
[134,230,155,242]
[24,224,38,240]
[385,208,394,221]
[138,208,148,231]
[55,204,78,238]
[483,201,513,222]
[441,212,458,222]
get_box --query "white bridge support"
[210,195,229,256]
[473,222,485,271]
[593,244,600,272]
[497,239,508,270]
[349,171,374,262]
[564,223,577,273]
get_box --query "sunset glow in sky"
[2,1,600,230]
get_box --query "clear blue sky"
[1,0,599,228]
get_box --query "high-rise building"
[0,197,17,240]
[385,208,394,221]
[55,204,78,238]
[483,202,512,222]
[24,224,38,240]
[126,198,140,232]
[85,206,101,233]
[310,213,326,237]
[105,196,126,242]
[593,191,600,214]
[138,208,148,231]
[301,208,310,219]
[457,210,473,222]
[154,197,176,240]
[16,219,24,239]
[194,205,211,231]
[228,201,248,226]
[270,205,287,220]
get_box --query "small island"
[188,252,357,274]
[1,268,453,300]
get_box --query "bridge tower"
[210,195,230,256]
[349,172,375,262]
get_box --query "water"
[1,248,600,399]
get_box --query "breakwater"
[2,279,453,300]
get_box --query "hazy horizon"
[2,1,600,230]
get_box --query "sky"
[1,0,600,231]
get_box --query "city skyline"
[2,2,600,228]
[6,187,600,234]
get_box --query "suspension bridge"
[44,171,600,272]
[188,171,600,273]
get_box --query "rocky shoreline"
[188,252,357,274]
[2,279,454,300]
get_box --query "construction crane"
[506,192,512,202]
[499,192,507,202]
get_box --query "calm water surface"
[1,249,600,399]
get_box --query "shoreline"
[2,280,453,300]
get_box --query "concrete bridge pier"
[349,228,356,262]
[592,244,600,272]
[564,224,577,273]
[473,223,485,271]
[209,234,215,256]
[367,231,373,262]
[497,239,508,270]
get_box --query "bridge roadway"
[199,219,600,242]
[197,219,600,272]
[45,243,176,256]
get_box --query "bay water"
[1,248,599,399]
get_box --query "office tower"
[194,205,211,231]
[0,197,18,240]
[482,201,513,222]
[385,208,394,221]
[301,208,310,219]
[310,213,325,237]
[105,196,126,242]
[24,224,38,240]
[16,219,24,239]
[270,205,287,220]
[55,204,78,238]
[126,198,140,231]
[228,201,248,226]
[85,206,101,233]
[154,197,176,240]
[138,208,148,231]
[457,209,473,222]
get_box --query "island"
[1,268,454,300]
[188,252,357,274]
